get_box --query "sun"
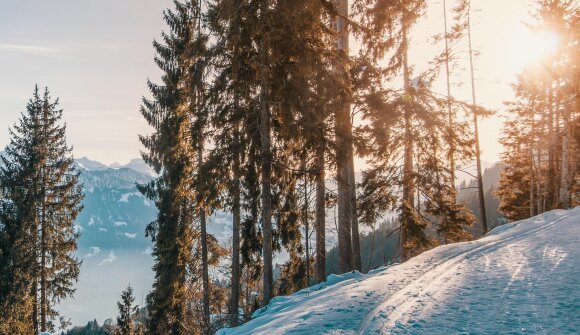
[508,25,560,73]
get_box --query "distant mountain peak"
[74,157,109,171]
[74,156,157,177]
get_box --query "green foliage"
[0,86,83,333]
[116,285,140,335]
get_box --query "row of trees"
[0,87,84,334]
[498,0,579,220]
[140,0,493,334]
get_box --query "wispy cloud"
[84,246,101,258]
[0,44,71,59]
[98,251,118,266]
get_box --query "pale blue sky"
[0,0,172,164]
[0,0,543,166]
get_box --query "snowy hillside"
[219,208,580,335]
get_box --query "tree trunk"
[401,14,413,262]
[40,139,48,332]
[443,0,456,201]
[303,171,310,287]
[560,94,571,208]
[350,156,361,272]
[259,0,273,303]
[198,146,211,334]
[467,4,488,234]
[335,0,353,274]
[530,106,536,217]
[547,84,556,209]
[229,125,241,326]
[315,146,326,283]
[32,275,38,334]
[229,1,242,324]
[40,187,47,332]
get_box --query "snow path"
[219,208,580,335]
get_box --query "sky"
[0,0,172,165]
[0,0,547,166]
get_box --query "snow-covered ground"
[219,208,580,335]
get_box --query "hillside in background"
[55,157,233,328]
[323,163,506,277]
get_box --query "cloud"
[84,246,101,258]
[142,246,153,255]
[98,251,117,266]
[124,232,137,239]
[0,44,72,59]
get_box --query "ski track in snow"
[218,208,580,335]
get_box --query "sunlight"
[509,26,560,72]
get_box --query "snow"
[219,207,580,335]
[118,191,143,203]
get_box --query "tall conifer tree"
[0,86,83,333]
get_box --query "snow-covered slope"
[219,208,580,335]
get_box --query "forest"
[0,0,577,334]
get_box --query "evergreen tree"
[116,285,137,335]
[0,86,83,333]
[498,0,578,219]
[354,0,475,259]
[140,1,225,333]
[139,2,200,333]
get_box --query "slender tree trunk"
[303,171,310,287]
[244,270,250,319]
[32,273,39,334]
[315,146,326,283]
[31,177,39,334]
[560,100,571,208]
[443,0,456,200]
[40,125,48,332]
[401,14,413,262]
[350,157,361,271]
[229,1,242,324]
[198,145,211,334]
[547,84,556,209]
[40,185,47,332]
[259,0,273,303]
[530,105,536,217]
[229,125,241,326]
[537,150,544,214]
[467,4,488,234]
[335,0,353,274]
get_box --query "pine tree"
[116,285,137,335]
[0,86,83,333]
[141,1,227,333]
[354,0,475,259]
[498,0,579,219]
[139,2,199,333]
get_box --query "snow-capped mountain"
[75,156,157,177]
[74,157,232,250]
[75,156,109,171]
[58,157,233,327]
